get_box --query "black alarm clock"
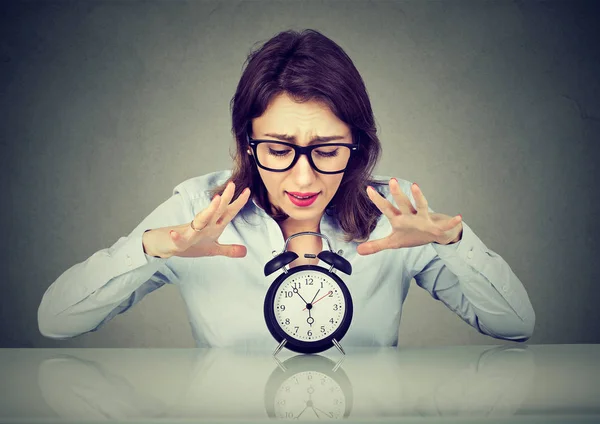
[263,232,353,355]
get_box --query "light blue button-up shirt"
[38,170,535,347]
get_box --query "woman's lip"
[286,192,319,207]
[287,191,320,197]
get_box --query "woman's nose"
[291,153,317,181]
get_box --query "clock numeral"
[329,318,335,324]
[333,304,340,311]
[307,330,312,337]
[293,282,301,290]
[285,291,293,298]
[320,325,326,333]
[328,291,334,297]
[320,281,324,289]
[278,304,286,311]
[306,278,314,285]
[284,318,290,325]
[294,326,299,334]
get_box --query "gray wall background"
[2,0,599,348]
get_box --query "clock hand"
[309,289,320,304]
[308,388,335,419]
[296,405,308,419]
[307,309,314,326]
[312,290,333,306]
[303,291,333,311]
[314,406,335,418]
[292,286,310,305]
[306,389,320,418]
[311,406,320,418]
[300,289,321,313]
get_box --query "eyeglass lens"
[256,142,352,172]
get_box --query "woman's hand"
[356,178,463,256]
[142,181,251,259]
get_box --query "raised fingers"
[218,186,252,226]
[356,235,394,256]
[366,186,397,220]
[441,214,462,232]
[389,178,417,215]
[410,182,429,214]
[186,193,222,236]
[212,181,236,225]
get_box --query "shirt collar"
[248,196,340,247]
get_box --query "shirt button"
[126,255,133,267]
[467,250,474,259]
[502,285,509,293]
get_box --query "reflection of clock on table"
[264,355,353,420]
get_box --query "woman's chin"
[287,209,321,219]
[280,200,325,220]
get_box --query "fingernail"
[391,178,398,183]
[413,182,418,189]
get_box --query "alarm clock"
[264,354,353,420]
[263,232,353,355]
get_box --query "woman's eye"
[316,149,339,157]
[269,149,291,156]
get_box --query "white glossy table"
[1,344,599,423]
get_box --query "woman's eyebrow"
[263,133,347,144]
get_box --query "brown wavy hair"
[209,29,387,243]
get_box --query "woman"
[38,29,535,347]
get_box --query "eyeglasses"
[247,134,359,174]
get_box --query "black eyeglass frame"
[246,134,360,175]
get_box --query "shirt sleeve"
[414,222,535,341]
[381,177,536,342]
[38,188,197,340]
[412,221,536,342]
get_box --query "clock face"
[273,370,346,420]
[273,270,346,342]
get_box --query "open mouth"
[289,193,317,200]
[286,192,319,206]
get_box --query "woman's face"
[250,92,352,227]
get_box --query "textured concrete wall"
[2,0,598,347]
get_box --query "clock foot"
[332,338,345,356]
[272,355,287,372]
[272,339,287,357]
[333,355,345,372]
